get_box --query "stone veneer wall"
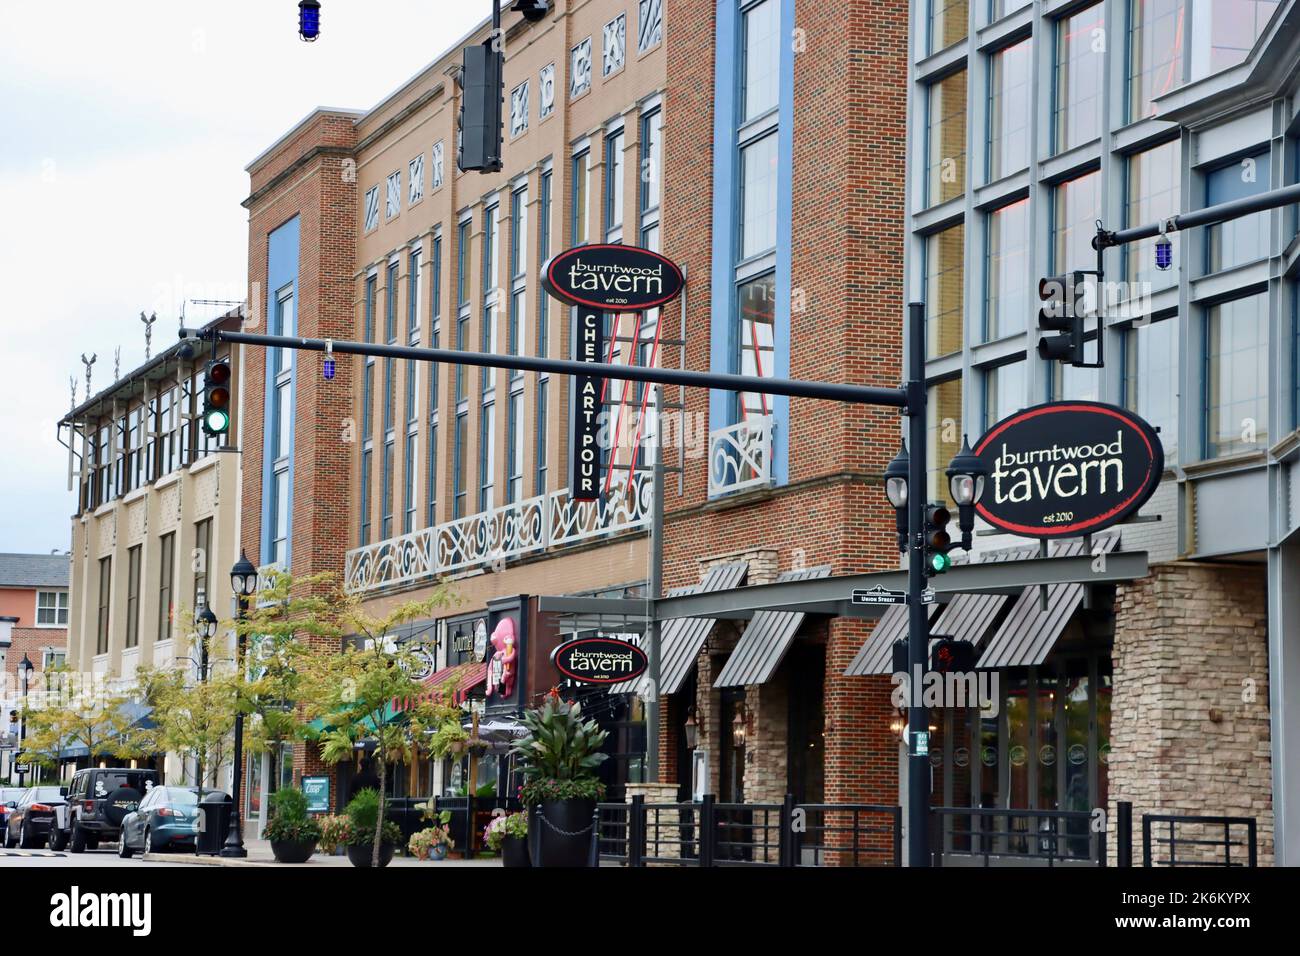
[1110,562,1272,864]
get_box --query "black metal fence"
[386,795,523,854]
[1142,813,1257,868]
[930,807,1104,866]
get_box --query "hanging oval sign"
[551,636,649,684]
[542,244,685,312]
[973,401,1164,539]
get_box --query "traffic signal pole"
[183,306,936,866]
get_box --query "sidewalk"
[143,838,502,867]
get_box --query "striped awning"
[659,560,748,694]
[392,661,487,714]
[843,602,927,677]
[712,565,832,687]
[978,535,1119,669]
[606,584,698,697]
[927,546,1038,647]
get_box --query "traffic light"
[1036,271,1087,365]
[512,0,550,20]
[931,637,977,673]
[923,503,952,576]
[458,40,503,173]
[201,358,232,437]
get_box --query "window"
[572,150,590,246]
[605,129,625,240]
[638,0,663,54]
[992,0,1032,18]
[158,533,174,644]
[927,377,964,505]
[982,360,1027,431]
[1207,151,1271,272]
[453,412,468,519]
[535,382,549,495]
[1126,140,1181,290]
[125,545,141,649]
[1124,317,1179,461]
[431,141,445,190]
[364,186,380,232]
[737,273,777,424]
[428,230,443,528]
[510,81,530,138]
[740,132,779,258]
[1129,0,1185,122]
[1188,0,1280,81]
[510,186,529,359]
[426,420,439,528]
[193,518,212,609]
[929,0,968,54]
[571,37,593,98]
[1051,357,1101,401]
[482,202,501,395]
[359,447,373,545]
[986,198,1030,340]
[1054,5,1105,153]
[603,14,626,76]
[742,0,780,121]
[925,223,965,358]
[536,167,553,497]
[96,556,111,656]
[539,64,556,119]
[43,649,65,671]
[1053,169,1101,273]
[640,109,662,236]
[409,154,425,205]
[456,217,472,401]
[479,404,496,512]
[35,591,69,627]
[1205,294,1269,457]
[927,70,967,206]
[385,171,401,220]
[269,285,294,565]
[507,390,523,504]
[381,439,395,540]
[988,40,1030,181]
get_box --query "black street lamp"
[222,552,258,858]
[17,654,33,787]
[195,605,217,797]
[884,443,910,554]
[945,436,990,550]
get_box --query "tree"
[20,669,158,778]
[139,662,238,796]
[294,582,459,867]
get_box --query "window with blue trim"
[537,166,552,495]
[1204,293,1269,458]
[605,127,625,241]
[429,230,442,528]
[269,284,295,565]
[572,149,590,246]
[1206,150,1271,272]
[1123,316,1178,462]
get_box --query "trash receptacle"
[196,791,232,856]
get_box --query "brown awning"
[978,535,1119,669]
[712,565,833,687]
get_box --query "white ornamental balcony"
[344,472,652,594]
[708,415,774,498]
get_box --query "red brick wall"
[658,0,909,808]
[4,628,67,678]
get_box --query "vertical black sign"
[571,309,604,500]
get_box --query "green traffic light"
[929,551,951,573]
[205,409,230,434]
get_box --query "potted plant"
[317,815,351,856]
[408,804,455,860]
[264,788,322,864]
[484,811,530,867]
[510,691,608,867]
[342,789,402,868]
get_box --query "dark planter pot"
[528,798,595,868]
[501,834,531,868]
[346,842,396,868]
[270,838,317,864]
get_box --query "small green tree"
[20,669,157,777]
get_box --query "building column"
[1269,540,1300,864]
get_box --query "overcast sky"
[0,1,487,554]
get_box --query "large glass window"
[736,273,777,424]
[982,359,1027,430]
[1054,5,1106,153]
[742,0,780,121]
[1124,317,1179,461]
[157,533,174,645]
[507,390,524,504]
[1189,0,1280,80]
[1205,293,1269,457]
[1126,140,1182,290]
[604,129,625,240]
[740,132,779,258]
[988,40,1031,181]
[1129,0,1185,122]
[1207,151,1271,272]
[125,545,141,649]
[926,224,965,357]
[359,448,372,545]
[193,518,211,609]
[986,199,1030,340]
[381,440,394,539]
[96,556,111,656]
[1052,169,1101,273]
[478,405,495,513]
[927,70,967,207]
[1052,356,1101,401]
[927,377,964,504]
[572,150,590,246]
[453,412,468,519]
[928,0,968,54]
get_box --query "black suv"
[58,768,159,852]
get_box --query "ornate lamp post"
[221,552,258,857]
[195,606,217,797]
[945,436,990,550]
[17,655,33,787]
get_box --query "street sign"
[973,401,1163,539]
[570,307,604,501]
[921,587,937,605]
[302,776,330,813]
[851,585,907,606]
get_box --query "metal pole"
[904,301,931,868]
[188,328,908,410]
[646,384,664,781]
[221,595,249,857]
[1095,181,1300,248]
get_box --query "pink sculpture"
[488,618,518,698]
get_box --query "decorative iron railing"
[708,415,774,498]
[344,472,652,593]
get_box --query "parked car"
[0,788,27,834]
[3,787,66,849]
[58,767,159,852]
[117,787,202,857]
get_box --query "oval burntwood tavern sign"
[551,636,649,684]
[974,401,1164,539]
[542,244,685,312]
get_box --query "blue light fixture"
[1154,236,1172,271]
[323,357,335,380]
[299,0,321,42]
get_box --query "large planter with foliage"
[340,789,404,868]
[265,789,322,864]
[484,811,530,867]
[510,693,607,869]
[346,841,397,867]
